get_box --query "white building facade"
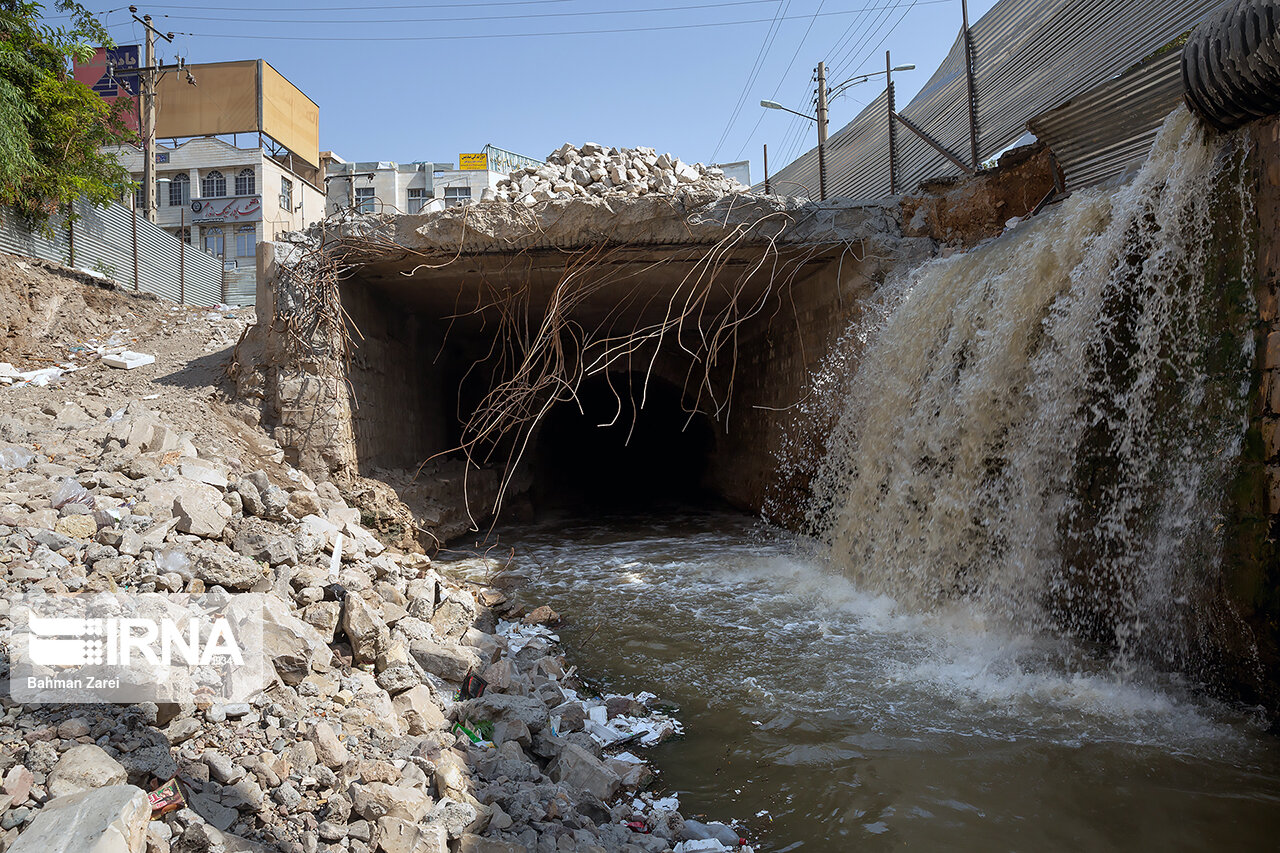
[322,157,509,217]
[113,137,324,305]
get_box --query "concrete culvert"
[528,372,717,512]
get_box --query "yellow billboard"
[155,60,257,140]
[153,60,320,169]
[260,62,320,170]
[459,152,488,171]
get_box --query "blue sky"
[49,0,999,178]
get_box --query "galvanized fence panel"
[766,0,1224,200]
[0,199,224,307]
[1028,46,1186,191]
[0,208,67,265]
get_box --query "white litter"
[674,841,731,853]
[102,351,155,370]
[497,620,560,653]
[329,532,344,581]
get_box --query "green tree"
[0,0,133,226]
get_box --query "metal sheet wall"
[766,0,1224,200]
[1028,47,1187,191]
[0,200,224,307]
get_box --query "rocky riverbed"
[0,254,753,853]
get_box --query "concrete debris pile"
[0,399,753,851]
[491,143,745,204]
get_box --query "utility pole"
[763,144,770,194]
[129,6,173,224]
[815,62,829,201]
[961,0,979,170]
[886,50,897,195]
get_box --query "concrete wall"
[340,280,447,472]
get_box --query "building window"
[235,168,255,196]
[201,170,226,198]
[355,186,375,214]
[175,227,191,244]
[168,173,190,207]
[203,227,224,257]
[444,186,471,207]
[407,187,428,214]
[280,176,293,211]
[133,184,143,209]
[235,225,256,258]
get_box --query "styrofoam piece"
[102,351,156,370]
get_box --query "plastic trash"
[51,478,94,509]
[0,445,37,469]
[147,776,186,817]
[155,548,193,580]
[93,507,126,528]
[103,351,155,370]
[460,670,488,700]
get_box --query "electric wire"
[709,0,790,163]
[134,0,786,26]
[732,0,824,162]
[96,3,955,42]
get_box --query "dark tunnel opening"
[527,372,718,514]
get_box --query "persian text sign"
[11,593,267,704]
[72,46,141,132]
[190,195,263,224]
[459,152,488,171]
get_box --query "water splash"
[789,108,1259,684]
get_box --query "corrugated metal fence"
[0,198,225,307]
[1028,44,1187,191]
[766,0,1225,200]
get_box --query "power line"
[142,0,782,26]
[115,0,581,10]
[709,0,790,163]
[112,5,951,42]
[835,0,917,78]
[732,0,825,161]
[829,0,900,77]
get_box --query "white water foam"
[788,108,1259,685]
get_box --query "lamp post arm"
[761,102,817,122]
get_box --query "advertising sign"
[72,46,141,132]
[459,152,488,171]
[190,196,263,225]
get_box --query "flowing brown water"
[471,513,1280,850]
[458,109,1280,849]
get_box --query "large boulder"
[173,491,233,539]
[392,685,447,734]
[409,639,481,683]
[46,745,127,799]
[224,592,332,685]
[193,546,264,591]
[375,816,447,853]
[453,692,549,733]
[342,593,387,663]
[9,784,150,853]
[549,743,620,801]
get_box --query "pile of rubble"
[0,261,754,853]
[0,404,753,852]
[491,143,745,204]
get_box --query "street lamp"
[761,57,914,200]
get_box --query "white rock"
[47,745,127,799]
[9,785,150,853]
